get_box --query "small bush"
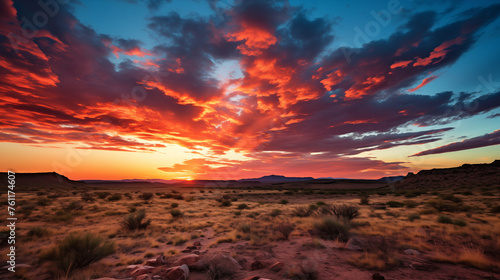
[220,200,232,207]
[108,193,122,201]
[121,209,151,230]
[275,223,294,240]
[313,217,350,242]
[62,201,83,212]
[440,194,462,203]
[170,209,183,218]
[280,199,289,205]
[360,196,369,205]
[127,206,137,213]
[27,226,49,239]
[138,192,154,200]
[237,203,249,210]
[386,201,404,208]
[437,215,453,224]
[40,233,115,273]
[404,200,418,208]
[453,219,467,227]
[80,193,94,202]
[331,204,360,221]
[270,209,282,217]
[238,223,251,234]
[293,206,313,217]
[408,213,421,222]
[491,205,500,213]
[95,192,111,199]
[37,197,51,206]
[171,202,179,208]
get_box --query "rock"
[164,264,189,280]
[193,241,201,246]
[152,276,162,280]
[344,235,384,251]
[270,262,284,272]
[173,254,200,268]
[241,277,261,280]
[372,273,385,280]
[136,275,152,280]
[344,236,368,251]
[124,264,140,275]
[404,249,420,255]
[131,266,155,277]
[146,254,167,267]
[251,260,264,270]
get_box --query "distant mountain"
[377,176,405,183]
[80,178,182,184]
[394,160,500,189]
[239,175,314,183]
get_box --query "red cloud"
[408,75,438,92]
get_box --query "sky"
[1,0,500,180]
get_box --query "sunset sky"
[1,0,500,180]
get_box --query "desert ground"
[1,178,500,280]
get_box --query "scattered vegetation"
[121,209,151,230]
[40,232,115,274]
[312,217,350,241]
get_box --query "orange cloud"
[408,75,438,92]
[413,37,465,67]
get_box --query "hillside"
[394,160,500,189]
[0,172,88,191]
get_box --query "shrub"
[316,201,326,206]
[437,215,453,224]
[331,204,360,221]
[80,193,94,202]
[124,192,132,199]
[453,219,467,227]
[404,200,418,208]
[408,213,421,222]
[127,206,137,213]
[312,217,350,242]
[40,233,115,273]
[27,226,49,239]
[270,209,282,217]
[170,209,183,218]
[360,196,369,205]
[108,193,122,201]
[440,194,462,203]
[427,199,461,212]
[95,192,111,199]
[279,199,289,205]
[138,192,154,200]
[238,223,251,234]
[37,197,51,206]
[62,201,83,212]
[121,209,151,230]
[386,201,404,208]
[171,202,179,208]
[293,206,313,217]
[275,223,294,240]
[220,200,232,207]
[237,203,249,210]
[491,205,500,213]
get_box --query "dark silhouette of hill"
[239,175,314,183]
[0,172,87,191]
[394,160,500,189]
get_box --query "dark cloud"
[411,129,500,157]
